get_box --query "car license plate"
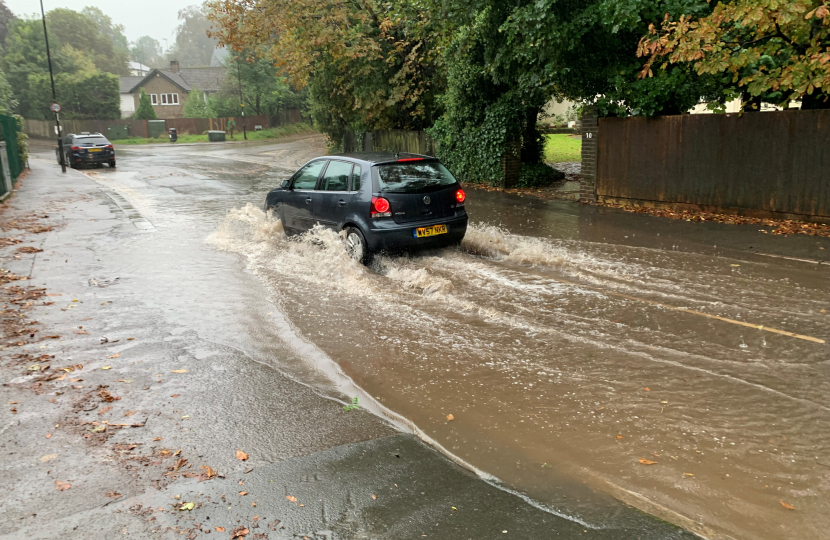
[413,224,447,238]
[88,148,102,152]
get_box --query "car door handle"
[305,197,312,204]
[338,200,346,207]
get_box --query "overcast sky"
[6,0,201,45]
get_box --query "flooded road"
[49,137,829,540]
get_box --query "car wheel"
[344,226,371,265]
[109,160,116,168]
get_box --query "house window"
[150,94,158,105]
[160,93,179,105]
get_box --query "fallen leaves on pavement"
[638,458,657,465]
[236,450,248,461]
[178,502,195,511]
[600,202,830,238]
[780,500,795,510]
[55,480,71,491]
[39,454,58,462]
[230,526,249,538]
[108,353,120,359]
[446,414,454,421]
[171,369,188,373]
[215,527,225,532]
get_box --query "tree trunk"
[521,106,542,164]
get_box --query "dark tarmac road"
[1,136,827,540]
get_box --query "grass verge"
[113,122,314,145]
[544,134,582,163]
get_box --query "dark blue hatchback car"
[264,152,468,263]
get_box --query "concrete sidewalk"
[0,162,698,539]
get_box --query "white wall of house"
[120,93,136,118]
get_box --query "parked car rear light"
[397,157,424,162]
[105,144,113,149]
[371,196,391,217]
[455,189,466,204]
[71,146,81,151]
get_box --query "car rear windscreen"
[78,137,109,146]
[376,161,458,193]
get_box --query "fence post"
[500,141,522,189]
[0,142,12,197]
[580,106,599,204]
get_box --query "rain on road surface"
[52,136,830,540]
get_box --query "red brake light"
[371,196,391,217]
[105,144,113,149]
[71,146,81,150]
[397,157,424,162]
[455,189,466,204]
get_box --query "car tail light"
[71,146,81,151]
[105,144,113,149]
[397,157,424,162]
[371,196,391,218]
[455,189,466,204]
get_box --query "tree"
[131,36,164,68]
[134,88,157,120]
[207,0,442,144]
[0,68,17,115]
[170,6,216,67]
[0,0,15,46]
[638,0,830,110]
[81,7,130,65]
[183,88,210,118]
[46,8,128,75]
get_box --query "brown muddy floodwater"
[208,195,830,540]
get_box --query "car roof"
[326,152,436,165]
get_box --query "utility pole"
[236,57,247,141]
[40,0,65,173]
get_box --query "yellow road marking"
[552,276,825,344]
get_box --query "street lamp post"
[236,57,247,141]
[40,0,65,173]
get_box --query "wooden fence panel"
[597,110,830,219]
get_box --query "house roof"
[120,76,144,93]
[178,68,226,92]
[121,67,227,95]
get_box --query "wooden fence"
[591,109,830,220]
[23,109,305,140]
[344,129,436,156]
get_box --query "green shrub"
[515,163,565,188]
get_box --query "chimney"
[170,60,180,73]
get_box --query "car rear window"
[376,161,458,193]
[77,137,109,146]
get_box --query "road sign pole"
[40,0,65,173]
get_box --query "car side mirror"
[281,180,291,189]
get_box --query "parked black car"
[57,133,116,169]
[264,153,468,264]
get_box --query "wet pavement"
[3,136,828,540]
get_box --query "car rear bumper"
[365,215,468,252]
[72,154,114,163]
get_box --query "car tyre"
[344,226,372,265]
[109,160,116,168]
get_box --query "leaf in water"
[684,473,694,477]
[638,458,657,465]
[371,494,377,500]
[780,500,795,510]
[616,435,623,440]
[643,387,650,391]
[215,527,225,532]
[286,495,297,503]
[236,450,249,461]
[108,353,120,359]
[55,480,71,491]
[171,369,188,373]
[101,366,111,370]
[446,414,454,421]
[178,502,195,511]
